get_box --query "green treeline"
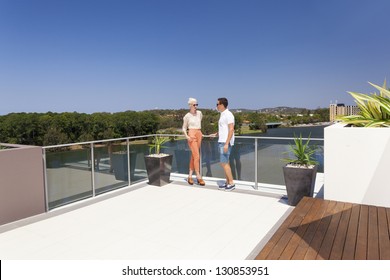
[0,108,329,146]
[0,109,221,146]
[0,111,160,146]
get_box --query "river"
[248,124,329,138]
[207,124,330,186]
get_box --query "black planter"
[283,165,317,206]
[144,154,173,186]
[111,152,137,181]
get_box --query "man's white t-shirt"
[218,109,235,146]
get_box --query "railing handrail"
[42,134,155,149]
[43,134,324,149]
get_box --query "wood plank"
[291,199,330,260]
[386,208,390,258]
[316,201,345,260]
[355,204,368,259]
[279,198,323,259]
[265,197,316,259]
[342,204,360,260]
[329,202,353,259]
[256,197,390,260]
[377,207,390,259]
[255,196,312,259]
[367,206,379,259]
[304,200,337,259]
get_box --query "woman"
[182,97,205,186]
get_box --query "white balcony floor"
[0,179,298,260]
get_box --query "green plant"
[337,80,390,127]
[148,136,170,154]
[282,134,318,167]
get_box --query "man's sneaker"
[218,183,227,190]
[225,184,235,191]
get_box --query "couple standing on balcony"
[182,97,235,191]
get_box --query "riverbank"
[240,122,331,137]
[289,122,332,127]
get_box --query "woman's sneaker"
[218,183,227,190]
[225,184,235,191]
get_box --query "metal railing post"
[42,148,49,212]
[91,143,96,197]
[199,144,202,177]
[127,139,131,186]
[255,138,258,190]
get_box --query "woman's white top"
[182,110,203,130]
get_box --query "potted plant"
[144,136,173,186]
[282,134,318,206]
[337,81,390,127]
[325,80,390,207]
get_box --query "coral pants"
[187,129,203,173]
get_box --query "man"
[212,97,235,191]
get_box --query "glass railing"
[43,134,324,210]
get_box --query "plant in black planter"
[144,136,173,186]
[282,134,318,206]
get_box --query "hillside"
[232,106,319,114]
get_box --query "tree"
[43,127,70,146]
[246,112,267,132]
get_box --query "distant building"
[329,103,359,122]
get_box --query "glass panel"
[94,138,150,195]
[129,137,149,183]
[230,138,255,182]
[201,138,220,178]
[94,140,128,195]
[170,137,190,175]
[45,145,93,209]
[257,139,288,186]
[312,140,324,173]
[257,138,324,186]
[200,137,256,183]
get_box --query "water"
[252,124,327,138]
[228,124,328,185]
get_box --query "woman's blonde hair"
[188,97,197,105]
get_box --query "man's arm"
[224,122,234,152]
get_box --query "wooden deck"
[255,197,390,260]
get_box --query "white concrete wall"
[324,123,390,207]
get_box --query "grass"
[239,126,264,135]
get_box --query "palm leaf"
[368,81,390,98]
[338,80,390,127]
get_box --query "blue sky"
[1,0,389,115]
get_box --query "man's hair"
[218,97,228,108]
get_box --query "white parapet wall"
[324,123,390,207]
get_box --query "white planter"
[324,123,390,207]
